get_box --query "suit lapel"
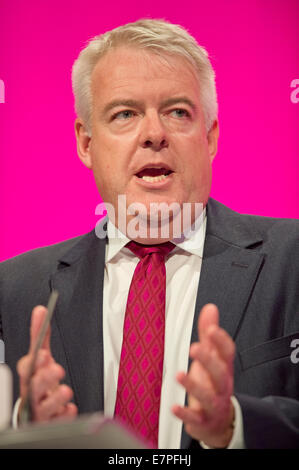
[181,199,265,449]
[50,229,106,414]
[191,235,265,343]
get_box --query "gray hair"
[72,19,218,135]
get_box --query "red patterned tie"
[114,241,174,448]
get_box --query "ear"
[207,119,219,163]
[75,118,92,169]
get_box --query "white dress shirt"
[102,213,244,449]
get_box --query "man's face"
[75,46,219,240]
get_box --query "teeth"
[142,174,169,183]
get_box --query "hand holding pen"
[17,292,78,424]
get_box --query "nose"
[140,112,169,151]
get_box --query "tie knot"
[126,241,175,259]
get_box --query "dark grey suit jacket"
[1,198,299,448]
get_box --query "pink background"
[0,0,298,262]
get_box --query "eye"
[169,108,191,118]
[112,110,135,120]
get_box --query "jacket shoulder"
[207,198,299,247]
[0,233,89,281]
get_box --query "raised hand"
[172,304,235,448]
[17,305,78,423]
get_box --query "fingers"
[172,404,205,426]
[172,400,234,447]
[17,349,54,398]
[189,327,235,395]
[16,304,77,425]
[208,327,235,364]
[17,349,53,378]
[173,304,236,446]
[189,343,229,395]
[30,305,52,353]
[33,385,76,422]
[21,357,76,423]
[176,369,215,409]
[18,303,55,398]
[189,304,235,395]
[198,304,219,341]
[50,403,78,422]
[30,363,65,406]
[197,304,235,364]
[19,357,77,423]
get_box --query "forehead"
[90,46,201,104]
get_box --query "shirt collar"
[105,208,207,263]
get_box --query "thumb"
[29,305,51,354]
[198,303,219,342]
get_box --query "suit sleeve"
[235,393,299,448]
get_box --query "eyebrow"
[102,99,143,115]
[102,96,197,116]
[160,97,197,111]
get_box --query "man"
[0,19,298,449]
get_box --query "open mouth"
[135,167,173,183]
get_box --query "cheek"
[177,137,210,174]
[174,124,208,150]
[91,151,130,199]
[92,131,137,170]
[178,140,212,195]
